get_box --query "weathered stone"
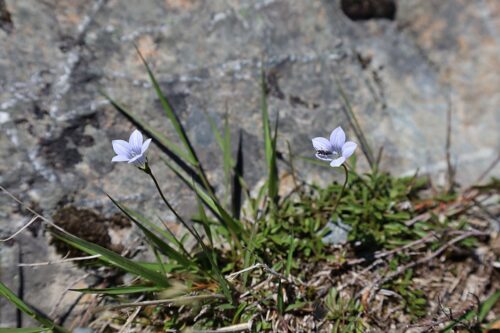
[322,218,352,245]
[1,0,499,326]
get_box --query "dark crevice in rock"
[0,0,13,33]
[33,103,49,120]
[355,51,387,109]
[23,202,44,238]
[58,35,82,53]
[356,52,373,70]
[39,113,98,170]
[39,139,82,170]
[264,59,320,109]
[341,0,396,21]
[70,49,102,86]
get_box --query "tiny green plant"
[325,287,366,333]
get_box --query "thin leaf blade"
[0,282,68,333]
[50,229,170,287]
[107,194,194,270]
[71,285,165,295]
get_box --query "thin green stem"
[144,163,190,231]
[332,164,349,213]
[142,163,235,304]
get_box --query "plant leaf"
[135,47,214,195]
[285,236,296,276]
[478,290,500,321]
[261,68,273,169]
[260,69,279,202]
[0,328,49,333]
[50,229,170,287]
[107,194,195,270]
[101,91,195,165]
[336,79,375,168]
[135,47,198,165]
[205,111,235,208]
[162,157,244,238]
[71,285,165,295]
[0,282,68,333]
[231,130,244,219]
[440,291,500,332]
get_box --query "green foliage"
[101,90,195,165]
[0,329,49,333]
[108,194,195,271]
[325,288,366,332]
[441,290,500,332]
[385,269,427,318]
[261,69,279,203]
[249,187,330,266]
[71,285,165,295]
[0,282,69,333]
[135,45,206,180]
[50,228,170,287]
[330,171,428,250]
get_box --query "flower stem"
[142,163,235,304]
[332,164,349,213]
[143,163,207,246]
[143,163,187,228]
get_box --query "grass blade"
[195,196,214,246]
[0,328,48,333]
[184,186,234,304]
[50,229,170,287]
[102,91,194,165]
[336,79,375,168]
[107,194,195,270]
[102,91,209,189]
[231,130,244,219]
[135,47,213,194]
[202,249,234,305]
[71,285,165,295]
[261,69,279,202]
[261,69,273,168]
[206,111,225,151]
[269,113,279,202]
[277,279,284,315]
[440,291,500,332]
[206,111,235,207]
[0,282,68,333]
[223,115,232,174]
[478,290,500,321]
[242,224,258,286]
[285,236,296,276]
[135,47,196,162]
[162,157,244,238]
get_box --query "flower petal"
[329,156,346,168]
[129,130,143,152]
[312,137,333,152]
[112,155,130,162]
[112,140,131,156]
[342,141,357,158]
[128,154,145,165]
[329,127,346,151]
[141,138,152,153]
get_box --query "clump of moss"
[50,206,130,264]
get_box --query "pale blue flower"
[312,127,357,167]
[112,129,152,167]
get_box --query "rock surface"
[1,0,499,327]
